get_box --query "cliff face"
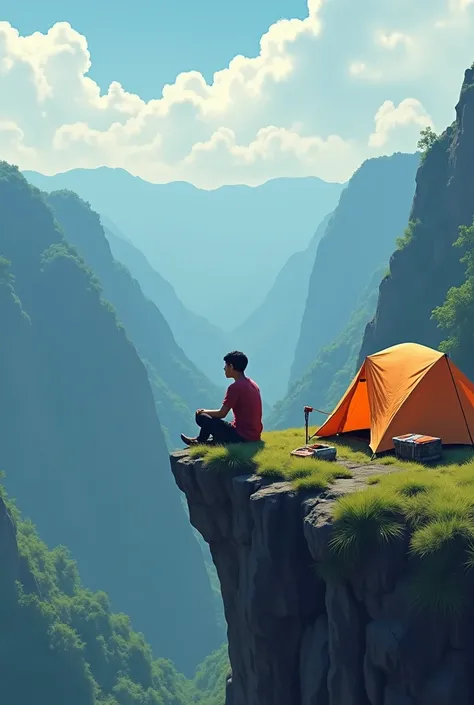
[291,153,419,385]
[0,164,221,674]
[359,68,474,362]
[171,452,473,705]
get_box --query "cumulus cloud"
[0,0,473,187]
[369,99,434,149]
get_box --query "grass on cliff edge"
[187,428,474,491]
[189,430,474,613]
[187,428,353,491]
[329,461,474,615]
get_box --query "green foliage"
[396,219,419,251]
[330,489,405,559]
[189,429,353,491]
[193,645,229,705]
[327,459,474,615]
[433,219,474,372]
[417,126,438,160]
[0,489,226,705]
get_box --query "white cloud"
[183,126,361,184]
[376,31,413,50]
[0,1,473,187]
[450,0,474,11]
[369,99,434,149]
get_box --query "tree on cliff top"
[417,126,438,160]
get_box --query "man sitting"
[181,350,263,446]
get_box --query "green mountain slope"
[24,168,344,329]
[290,153,420,385]
[233,212,333,405]
[104,221,230,387]
[269,266,384,430]
[0,486,227,705]
[45,190,222,447]
[0,163,221,674]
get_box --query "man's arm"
[197,405,230,419]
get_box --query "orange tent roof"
[316,342,474,453]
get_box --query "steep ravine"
[170,452,472,705]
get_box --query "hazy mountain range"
[24,168,344,330]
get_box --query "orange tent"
[316,342,474,453]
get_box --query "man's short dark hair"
[224,350,248,372]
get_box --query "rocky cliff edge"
[170,450,472,705]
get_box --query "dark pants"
[196,412,246,444]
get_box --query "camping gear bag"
[291,443,337,461]
[392,434,442,462]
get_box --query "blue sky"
[1,0,474,187]
[3,0,308,99]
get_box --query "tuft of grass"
[409,517,474,615]
[188,442,261,472]
[328,454,474,614]
[318,488,405,582]
[330,489,405,559]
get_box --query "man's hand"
[196,408,205,415]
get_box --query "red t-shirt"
[223,377,263,441]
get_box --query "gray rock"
[300,615,329,705]
[326,582,369,705]
[420,652,470,705]
[170,452,474,705]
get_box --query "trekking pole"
[303,405,332,445]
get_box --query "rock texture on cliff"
[359,67,474,362]
[171,451,473,705]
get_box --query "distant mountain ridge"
[24,168,344,329]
